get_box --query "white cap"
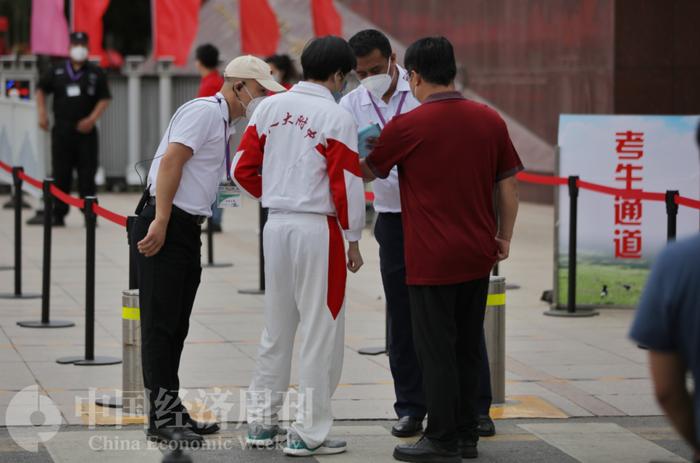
[224,55,286,93]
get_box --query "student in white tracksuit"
[232,36,365,456]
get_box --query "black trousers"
[408,277,490,446]
[51,125,98,219]
[374,213,426,419]
[375,213,492,418]
[131,204,202,428]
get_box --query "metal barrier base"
[17,320,75,328]
[238,288,264,295]
[543,308,599,318]
[95,395,122,409]
[202,262,233,269]
[56,355,122,365]
[358,347,386,356]
[0,292,41,299]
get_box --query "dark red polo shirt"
[366,91,523,285]
[197,71,224,97]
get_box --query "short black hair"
[195,44,219,69]
[265,54,299,83]
[301,36,356,81]
[348,29,392,58]
[404,36,456,86]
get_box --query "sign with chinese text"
[556,115,700,308]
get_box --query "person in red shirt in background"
[195,44,226,231]
[265,54,300,90]
[196,44,224,97]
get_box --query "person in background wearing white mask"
[265,54,300,90]
[35,31,111,226]
[132,55,284,447]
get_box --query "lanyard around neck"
[369,91,408,128]
[65,60,85,82]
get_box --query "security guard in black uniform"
[36,31,111,226]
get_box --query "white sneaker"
[283,430,347,456]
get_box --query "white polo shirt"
[147,93,233,217]
[340,65,420,213]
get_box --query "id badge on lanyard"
[216,122,241,208]
[65,61,83,98]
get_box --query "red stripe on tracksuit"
[232,124,266,199]
[316,139,362,231]
[326,216,346,320]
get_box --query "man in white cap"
[133,55,285,447]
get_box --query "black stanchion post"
[358,303,388,356]
[0,167,40,299]
[544,176,597,318]
[57,197,121,366]
[17,179,74,328]
[567,176,578,314]
[126,216,138,290]
[665,190,679,242]
[239,204,267,295]
[202,216,233,268]
[13,167,21,296]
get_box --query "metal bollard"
[122,289,145,414]
[484,276,506,404]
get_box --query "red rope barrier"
[676,195,700,210]
[92,203,127,227]
[17,171,43,190]
[516,171,567,186]
[49,184,85,210]
[516,171,700,210]
[0,160,11,173]
[576,180,666,202]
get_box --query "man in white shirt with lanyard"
[132,55,284,447]
[341,30,498,440]
[340,29,425,438]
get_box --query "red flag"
[311,0,342,37]
[72,0,110,64]
[153,0,201,67]
[239,0,279,56]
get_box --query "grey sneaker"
[283,430,347,456]
[246,422,286,447]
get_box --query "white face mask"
[69,46,88,63]
[246,96,265,119]
[360,61,393,100]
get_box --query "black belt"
[146,197,207,226]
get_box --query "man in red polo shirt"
[362,36,522,463]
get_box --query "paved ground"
[0,192,692,462]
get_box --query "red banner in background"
[153,0,201,66]
[239,0,279,56]
[311,0,342,37]
[72,0,110,65]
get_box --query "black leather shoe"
[459,436,479,459]
[477,415,495,437]
[184,414,220,435]
[393,436,460,463]
[146,426,204,447]
[391,416,424,437]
